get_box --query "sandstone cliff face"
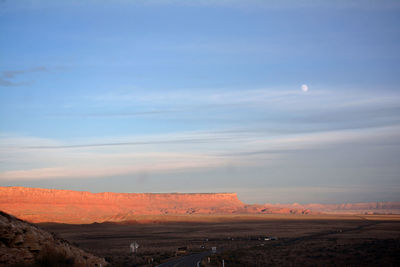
[0,211,107,266]
[0,187,245,223]
[0,187,399,224]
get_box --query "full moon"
[301,84,309,92]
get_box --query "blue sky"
[0,0,399,203]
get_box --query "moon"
[301,84,309,92]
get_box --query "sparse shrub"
[36,245,75,267]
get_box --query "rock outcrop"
[0,187,245,224]
[246,202,400,215]
[301,202,400,214]
[0,210,107,266]
[0,186,399,224]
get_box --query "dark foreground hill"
[0,211,107,266]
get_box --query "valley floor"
[39,214,400,266]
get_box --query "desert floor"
[39,214,400,266]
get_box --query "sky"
[0,0,399,204]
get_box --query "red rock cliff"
[1,187,399,224]
[0,187,244,223]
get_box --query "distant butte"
[0,187,399,224]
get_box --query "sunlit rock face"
[0,187,246,223]
[0,211,107,266]
[1,187,399,224]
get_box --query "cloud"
[88,87,400,135]
[92,87,400,111]
[2,66,48,79]
[45,110,175,119]
[1,124,399,180]
[92,88,302,106]
[20,137,232,149]
[0,66,49,87]
[0,152,226,180]
[0,77,21,87]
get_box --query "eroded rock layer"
[0,187,245,223]
[0,187,399,224]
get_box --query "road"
[156,251,211,267]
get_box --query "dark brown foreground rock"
[0,211,107,267]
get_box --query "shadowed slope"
[0,211,107,266]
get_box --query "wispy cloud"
[2,66,48,79]
[86,87,400,134]
[18,136,234,149]
[0,153,224,179]
[92,87,400,110]
[0,66,49,87]
[0,77,23,87]
[1,124,399,180]
[45,110,175,119]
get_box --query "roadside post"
[130,242,139,261]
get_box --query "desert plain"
[38,214,400,266]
